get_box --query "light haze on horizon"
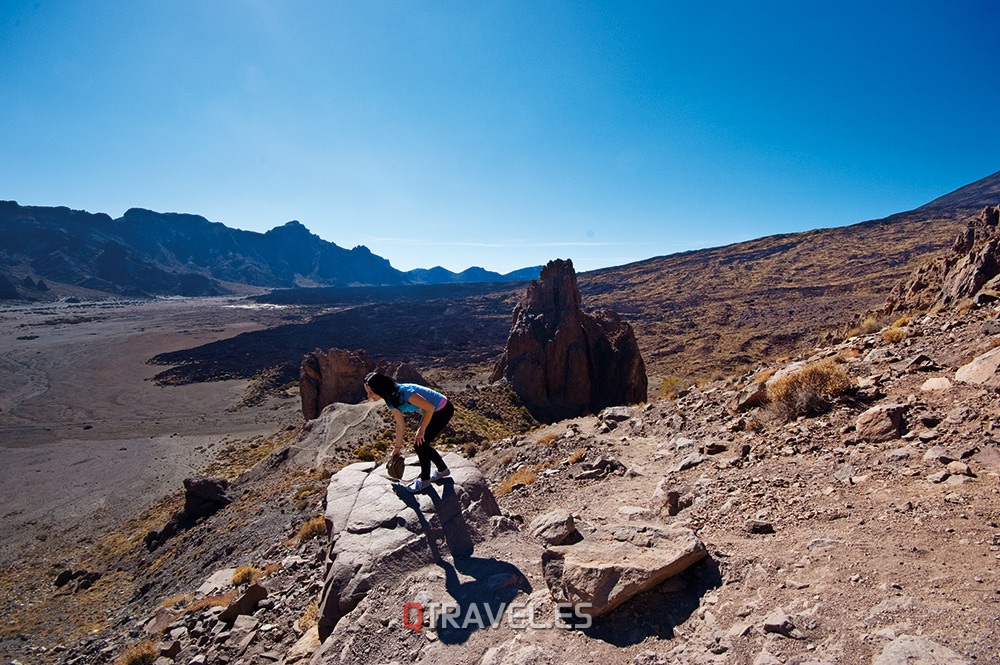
[2,1,999,274]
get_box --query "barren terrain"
[1,291,999,665]
[0,298,303,564]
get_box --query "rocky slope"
[6,246,1000,664]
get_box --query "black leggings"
[416,401,453,480]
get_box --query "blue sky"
[2,1,999,274]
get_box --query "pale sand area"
[0,297,303,566]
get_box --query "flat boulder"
[541,524,706,618]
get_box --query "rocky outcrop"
[873,205,1000,318]
[299,348,426,420]
[316,453,502,640]
[490,259,647,423]
[143,476,232,551]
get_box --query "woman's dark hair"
[365,372,402,408]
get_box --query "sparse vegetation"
[298,600,319,632]
[536,431,559,447]
[232,565,263,587]
[183,592,236,617]
[292,484,323,511]
[354,439,389,462]
[567,449,586,464]
[845,315,885,339]
[881,327,907,344]
[113,640,158,665]
[495,466,538,496]
[766,359,853,421]
[657,375,687,399]
[296,516,327,545]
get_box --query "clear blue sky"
[3,1,999,274]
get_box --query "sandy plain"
[0,297,302,567]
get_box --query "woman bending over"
[364,372,452,493]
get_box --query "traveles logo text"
[402,601,593,631]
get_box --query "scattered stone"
[956,346,1000,387]
[762,608,797,637]
[528,508,578,546]
[856,404,907,442]
[946,461,974,477]
[920,377,952,391]
[219,584,268,624]
[745,520,774,535]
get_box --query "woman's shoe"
[430,468,450,482]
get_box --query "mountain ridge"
[2,168,999,305]
[0,201,541,299]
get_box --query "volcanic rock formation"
[299,348,426,420]
[874,204,1000,318]
[490,259,647,422]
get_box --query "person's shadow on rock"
[391,480,531,645]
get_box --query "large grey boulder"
[541,524,706,618]
[316,452,500,640]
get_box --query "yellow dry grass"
[495,467,538,496]
[766,360,853,421]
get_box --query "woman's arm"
[392,409,406,454]
[407,393,437,446]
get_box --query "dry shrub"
[881,327,907,344]
[296,515,327,545]
[766,360,852,421]
[658,375,686,399]
[838,348,862,360]
[298,600,319,631]
[891,315,913,328]
[536,432,559,447]
[292,484,322,511]
[845,315,884,339]
[186,592,236,615]
[113,641,158,665]
[567,449,586,464]
[495,467,538,496]
[752,367,778,384]
[232,565,262,587]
